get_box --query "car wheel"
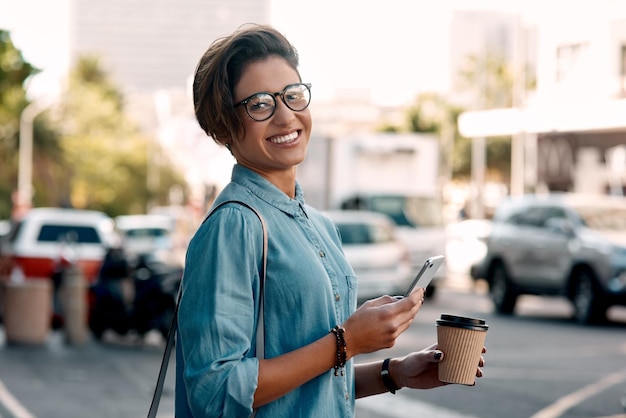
[572,269,606,325]
[489,262,517,314]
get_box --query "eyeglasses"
[234,83,312,122]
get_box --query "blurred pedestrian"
[175,23,485,417]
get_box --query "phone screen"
[404,255,445,297]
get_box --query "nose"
[271,95,296,124]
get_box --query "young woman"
[175,24,485,417]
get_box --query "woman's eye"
[249,96,273,112]
[285,92,303,101]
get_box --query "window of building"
[556,42,588,81]
[619,44,626,97]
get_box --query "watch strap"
[381,357,400,394]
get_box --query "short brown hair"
[193,24,300,145]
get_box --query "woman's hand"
[394,343,487,390]
[341,289,425,359]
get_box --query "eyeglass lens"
[245,83,311,121]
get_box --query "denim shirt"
[175,164,358,417]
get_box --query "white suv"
[0,207,118,285]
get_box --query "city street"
[0,277,625,418]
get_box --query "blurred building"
[459,0,626,201]
[448,9,538,110]
[71,0,270,93]
[69,0,270,208]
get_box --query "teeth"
[269,131,298,144]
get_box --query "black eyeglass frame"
[234,83,312,122]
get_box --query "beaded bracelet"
[329,325,347,376]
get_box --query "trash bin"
[2,279,52,345]
[60,263,88,345]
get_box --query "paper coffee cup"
[436,314,488,385]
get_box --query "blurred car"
[0,207,118,284]
[470,193,626,324]
[324,210,413,302]
[0,220,10,240]
[114,214,175,256]
[446,219,492,279]
[0,208,118,328]
[340,193,448,297]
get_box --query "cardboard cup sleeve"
[436,314,488,385]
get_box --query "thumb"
[422,343,443,362]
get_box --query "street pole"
[17,101,45,209]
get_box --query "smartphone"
[404,255,445,297]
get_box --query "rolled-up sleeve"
[177,205,264,417]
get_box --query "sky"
[0,0,554,106]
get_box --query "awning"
[458,97,626,137]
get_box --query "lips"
[268,131,299,144]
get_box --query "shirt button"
[319,250,325,257]
[345,393,349,400]
[335,293,340,301]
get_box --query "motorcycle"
[88,246,182,341]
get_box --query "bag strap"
[147,200,268,418]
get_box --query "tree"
[403,92,464,181]
[0,29,63,218]
[453,50,534,184]
[54,55,187,216]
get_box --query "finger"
[425,342,438,351]
[412,288,426,300]
[362,295,396,307]
[420,344,443,362]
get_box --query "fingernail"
[434,351,442,360]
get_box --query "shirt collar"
[230,164,306,216]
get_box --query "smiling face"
[231,56,312,187]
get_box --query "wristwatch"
[381,358,401,394]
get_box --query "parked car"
[114,214,175,255]
[0,220,10,240]
[340,193,447,297]
[324,210,413,302]
[0,207,118,283]
[445,219,492,280]
[470,193,626,324]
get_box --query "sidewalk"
[0,309,477,418]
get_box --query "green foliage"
[0,30,43,218]
[407,93,444,134]
[404,92,464,179]
[377,123,400,133]
[0,32,187,219]
[456,50,514,109]
[402,50,523,183]
[55,54,188,216]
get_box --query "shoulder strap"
[147,200,267,418]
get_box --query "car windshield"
[368,196,444,228]
[336,223,393,245]
[38,224,102,244]
[573,205,626,231]
[123,228,169,238]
